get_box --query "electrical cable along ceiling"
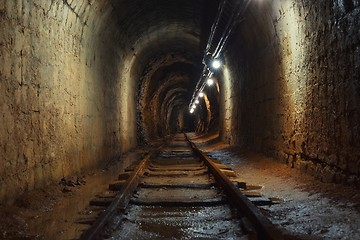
[189,0,252,112]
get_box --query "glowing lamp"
[207,78,214,86]
[212,59,221,69]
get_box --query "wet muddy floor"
[1,134,359,239]
[113,205,243,239]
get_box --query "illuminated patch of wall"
[118,57,137,152]
[275,0,307,154]
[219,65,236,144]
[203,94,212,129]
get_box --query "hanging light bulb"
[195,99,200,104]
[207,78,214,86]
[212,59,221,69]
[190,108,194,113]
[199,92,204,98]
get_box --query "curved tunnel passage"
[139,61,200,143]
[0,0,359,207]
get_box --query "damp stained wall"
[219,0,360,185]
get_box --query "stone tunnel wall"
[0,1,137,203]
[220,0,360,185]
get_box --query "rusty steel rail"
[80,147,161,240]
[184,133,283,240]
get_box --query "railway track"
[80,133,283,239]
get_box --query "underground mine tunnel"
[0,0,360,239]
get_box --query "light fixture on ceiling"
[188,0,250,113]
[207,78,214,86]
[212,59,222,69]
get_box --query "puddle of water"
[111,205,245,239]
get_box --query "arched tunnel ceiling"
[2,0,358,206]
[105,0,219,62]
[145,63,198,103]
[100,0,220,142]
[60,0,222,144]
[108,0,218,39]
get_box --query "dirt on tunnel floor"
[0,149,150,240]
[0,135,360,240]
[195,137,360,240]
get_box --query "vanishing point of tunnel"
[0,0,359,239]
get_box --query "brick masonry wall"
[0,0,138,203]
[219,0,360,186]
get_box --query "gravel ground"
[199,141,360,240]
